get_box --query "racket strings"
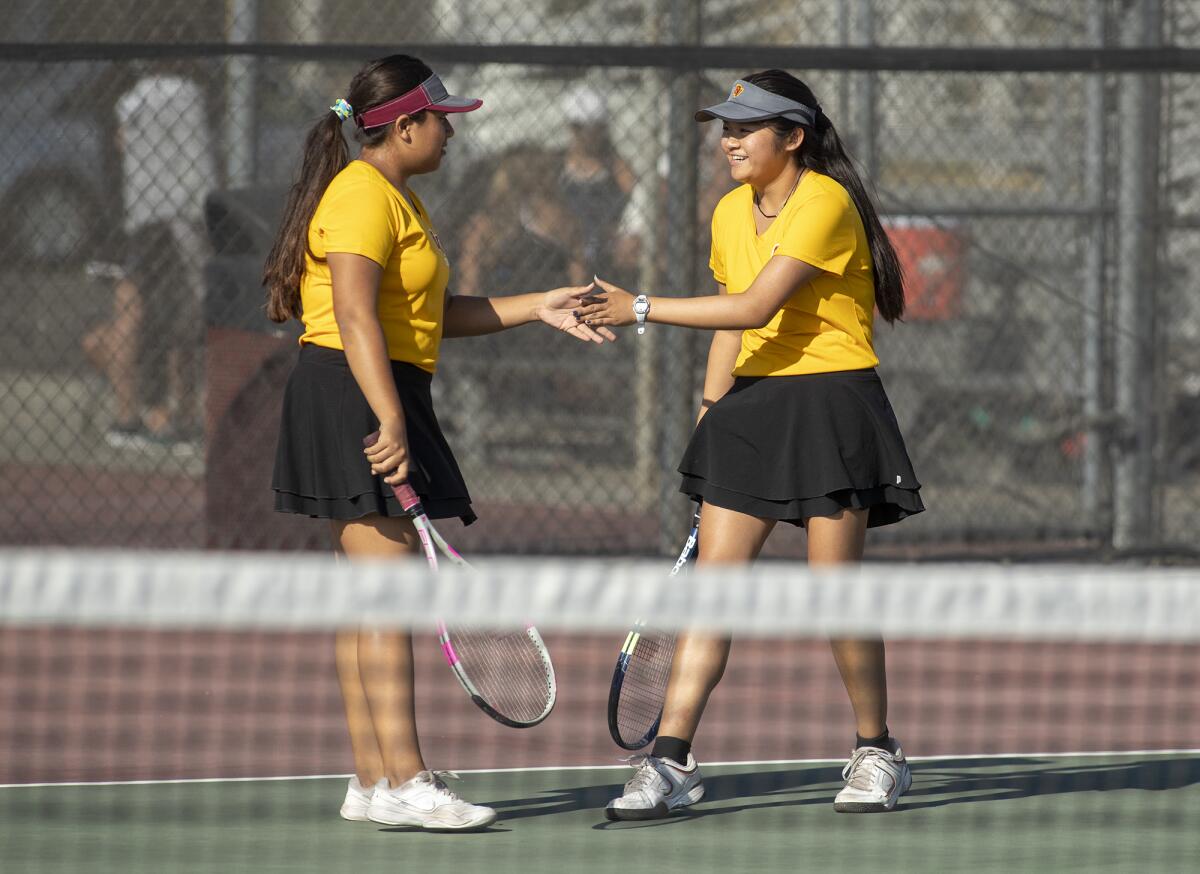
[446,626,553,724]
[615,631,676,747]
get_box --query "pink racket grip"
[392,482,421,513]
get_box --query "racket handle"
[362,431,422,514]
[392,482,421,513]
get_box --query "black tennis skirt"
[272,344,476,524]
[678,369,924,528]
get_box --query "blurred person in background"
[576,70,925,820]
[455,144,584,296]
[262,54,608,831]
[615,84,734,287]
[558,84,638,284]
[457,85,637,297]
[81,66,214,451]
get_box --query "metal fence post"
[1082,0,1110,536]
[633,6,670,516]
[657,0,701,553]
[224,0,258,187]
[1113,0,1163,551]
[854,0,878,179]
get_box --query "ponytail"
[744,70,906,324]
[262,54,434,323]
[263,113,349,322]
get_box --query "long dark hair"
[263,54,432,323]
[744,70,905,323]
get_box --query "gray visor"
[695,79,818,126]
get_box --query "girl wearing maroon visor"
[263,54,608,831]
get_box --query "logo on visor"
[731,83,745,98]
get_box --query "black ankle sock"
[651,736,692,766]
[855,728,891,751]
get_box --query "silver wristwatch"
[633,294,650,335]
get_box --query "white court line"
[3,747,1198,790]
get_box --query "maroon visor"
[355,74,483,129]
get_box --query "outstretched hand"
[538,283,618,343]
[572,276,637,328]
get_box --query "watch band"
[634,294,650,335]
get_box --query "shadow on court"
[4,756,1196,833]
[493,764,876,823]
[899,755,1200,812]
[482,756,1200,827]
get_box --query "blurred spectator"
[455,84,715,299]
[558,84,638,283]
[81,69,215,450]
[620,111,734,286]
[456,144,585,296]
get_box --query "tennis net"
[2,549,1198,873]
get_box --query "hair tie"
[329,98,353,121]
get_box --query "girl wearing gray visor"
[578,70,924,819]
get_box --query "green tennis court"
[4,556,1199,872]
[4,754,1198,873]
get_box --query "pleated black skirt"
[678,369,924,528]
[272,344,476,524]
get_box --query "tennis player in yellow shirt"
[576,70,925,819]
[263,54,608,831]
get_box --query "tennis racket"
[364,432,557,729]
[606,504,701,750]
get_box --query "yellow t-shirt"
[709,171,878,377]
[299,160,450,372]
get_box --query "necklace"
[754,170,803,219]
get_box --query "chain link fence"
[1,0,1196,558]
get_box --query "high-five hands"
[538,282,618,343]
[571,276,637,328]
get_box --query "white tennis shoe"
[339,776,375,821]
[367,771,497,831]
[833,741,912,812]
[606,753,705,820]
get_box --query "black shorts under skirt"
[272,344,475,525]
[678,369,924,528]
